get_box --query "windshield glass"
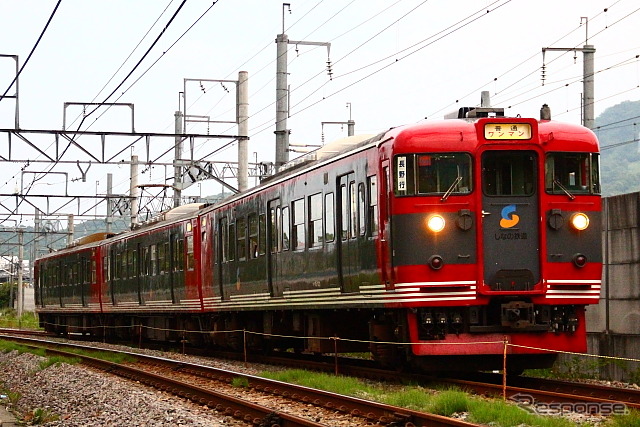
[545,152,600,195]
[395,153,472,196]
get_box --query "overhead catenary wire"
[0,0,63,102]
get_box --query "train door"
[337,173,359,293]
[481,150,540,290]
[267,199,283,297]
[380,161,392,286]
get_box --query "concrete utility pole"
[106,173,113,233]
[17,229,23,317]
[542,17,595,129]
[67,214,74,246]
[275,3,332,170]
[174,111,183,207]
[130,155,139,227]
[237,71,249,191]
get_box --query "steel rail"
[0,334,479,427]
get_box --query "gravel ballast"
[0,350,246,426]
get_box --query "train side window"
[292,199,305,250]
[368,176,378,236]
[128,249,135,278]
[122,251,128,279]
[177,238,184,270]
[309,193,322,248]
[141,247,148,276]
[340,184,348,240]
[103,255,108,281]
[220,218,229,261]
[349,182,358,239]
[150,244,157,276]
[249,214,259,259]
[228,223,236,261]
[115,252,121,280]
[163,242,170,272]
[258,213,266,256]
[281,206,290,251]
[158,243,166,274]
[237,217,247,261]
[186,235,195,270]
[324,193,335,242]
[358,183,366,236]
[269,206,279,254]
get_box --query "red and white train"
[35,104,602,372]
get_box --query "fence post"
[334,335,339,375]
[502,336,508,400]
[138,323,143,349]
[243,329,248,365]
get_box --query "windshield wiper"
[441,176,463,202]
[553,178,575,200]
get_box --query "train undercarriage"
[38,300,581,372]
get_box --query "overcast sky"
[0,0,638,224]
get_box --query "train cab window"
[395,153,472,196]
[367,176,378,236]
[91,259,96,283]
[483,151,535,196]
[282,206,290,251]
[324,193,335,242]
[237,217,247,261]
[545,152,601,195]
[292,199,305,251]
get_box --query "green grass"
[608,409,640,427]
[38,355,81,370]
[56,346,137,364]
[0,310,41,330]
[231,376,250,388]
[260,368,626,426]
[0,340,46,357]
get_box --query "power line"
[0,0,63,102]
[75,0,189,132]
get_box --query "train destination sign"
[484,123,532,140]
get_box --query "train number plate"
[484,123,532,140]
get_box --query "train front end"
[384,107,601,371]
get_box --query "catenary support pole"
[237,71,249,191]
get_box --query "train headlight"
[570,213,589,231]
[427,215,446,233]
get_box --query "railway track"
[2,331,636,419]
[0,334,477,427]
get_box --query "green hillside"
[595,99,640,196]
